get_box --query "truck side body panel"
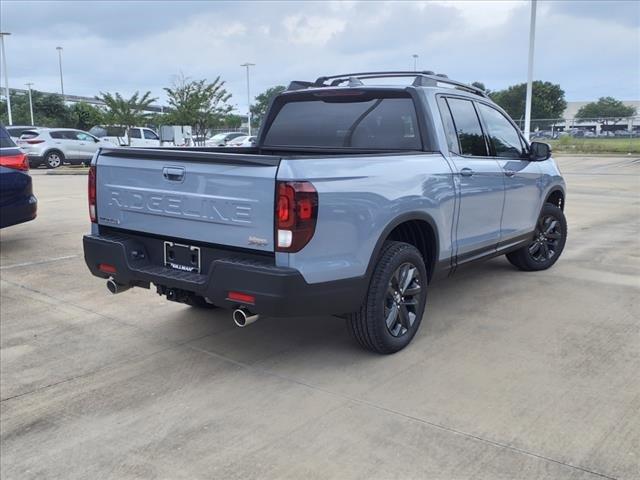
[277,153,456,284]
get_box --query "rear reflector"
[98,263,117,274]
[26,139,45,144]
[227,291,255,305]
[0,153,29,171]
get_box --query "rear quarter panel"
[277,153,456,283]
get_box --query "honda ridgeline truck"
[83,71,567,354]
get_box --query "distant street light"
[26,82,34,125]
[412,54,419,72]
[241,62,255,136]
[0,32,13,125]
[524,0,537,140]
[56,46,65,99]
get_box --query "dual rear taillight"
[88,165,97,222]
[0,152,29,171]
[275,181,317,252]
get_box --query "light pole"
[26,83,34,125]
[241,62,255,136]
[56,46,65,99]
[523,0,537,140]
[0,32,12,125]
[412,54,419,72]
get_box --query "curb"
[45,168,89,176]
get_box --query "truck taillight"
[275,181,317,253]
[88,165,97,223]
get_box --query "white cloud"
[0,0,637,108]
[282,14,347,46]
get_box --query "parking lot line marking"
[0,255,79,270]
[187,345,618,480]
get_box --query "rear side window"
[477,103,526,158]
[21,131,41,140]
[129,129,142,139]
[446,98,488,157]
[263,95,422,150]
[0,126,16,148]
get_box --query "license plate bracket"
[164,241,201,274]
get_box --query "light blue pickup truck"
[83,71,567,354]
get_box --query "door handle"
[504,170,516,177]
[460,167,474,177]
[163,166,185,182]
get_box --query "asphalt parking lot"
[1,156,638,480]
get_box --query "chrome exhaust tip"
[107,277,131,295]
[233,307,259,327]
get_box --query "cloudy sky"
[1,0,639,113]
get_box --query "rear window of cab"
[263,92,422,150]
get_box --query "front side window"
[477,103,526,158]
[264,95,422,150]
[143,129,159,140]
[75,132,94,142]
[446,98,487,157]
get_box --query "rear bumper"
[0,195,37,228]
[83,231,366,317]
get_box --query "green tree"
[164,74,232,144]
[574,97,636,125]
[69,102,105,131]
[490,81,567,128]
[250,85,286,127]
[95,91,157,145]
[0,90,72,127]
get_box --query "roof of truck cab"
[279,84,489,102]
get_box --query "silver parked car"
[204,132,245,147]
[17,128,112,168]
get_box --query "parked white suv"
[17,128,112,169]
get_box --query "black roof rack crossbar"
[304,71,487,98]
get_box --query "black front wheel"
[347,241,428,354]
[506,203,567,271]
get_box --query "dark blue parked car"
[1,125,37,228]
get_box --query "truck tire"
[347,241,428,354]
[506,203,567,271]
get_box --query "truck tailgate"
[95,148,279,252]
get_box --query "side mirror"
[529,141,551,161]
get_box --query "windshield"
[263,93,422,150]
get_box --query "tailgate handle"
[163,166,185,182]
